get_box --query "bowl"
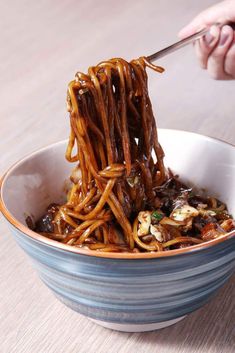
[1,129,235,332]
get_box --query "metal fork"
[147,22,235,62]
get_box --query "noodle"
[64,56,166,250]
[33,56,235,252]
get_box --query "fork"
[147,22,235,62]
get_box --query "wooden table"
[0,1,234,352]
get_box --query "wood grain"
[0,0,234,352]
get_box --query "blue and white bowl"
[1,129,235,332]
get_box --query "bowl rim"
[1,128,235,260]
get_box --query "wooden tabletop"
[0,0,234,352]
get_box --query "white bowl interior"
[1,141,74,224]
[2,129,235,226]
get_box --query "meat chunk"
[35,204,59,233]
[200,223,225,241]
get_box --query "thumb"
[178,0,235,38]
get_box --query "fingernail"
[219,33,228,46]
[205,31,214,44]
[219,26,231,46]
[204,25,219,45]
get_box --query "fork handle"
[147,22,235,62]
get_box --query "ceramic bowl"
[1,129,235,332]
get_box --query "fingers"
[207,25,234,79]
[193,25,234,79]
[178,0,235,80]
[194,25,220,69]
[224,33,235,77]
[178,0,235,38]
[179,10,216,38]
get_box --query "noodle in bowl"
[1,129,235,332]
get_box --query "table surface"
[0,0,234,352]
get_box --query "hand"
[179,0,235,80]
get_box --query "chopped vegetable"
[160,217,183,227]
[152,211,164,221]
[198,209,216,217]
[127,176,139,188]
[150,224,163,242]
[137,211,151,236]
[171,205,199,222]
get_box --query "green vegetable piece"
[152,211,164,221]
